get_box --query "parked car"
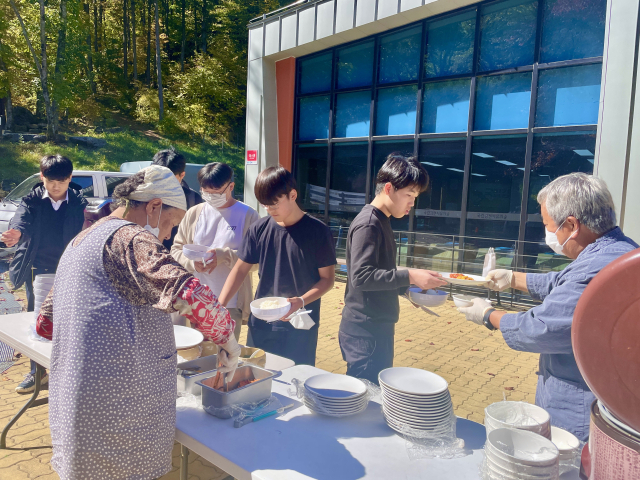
[0,170,131,257]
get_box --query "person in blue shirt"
[458,173,638,441]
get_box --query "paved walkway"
[0,274,537,480]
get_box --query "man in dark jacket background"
[151,147,203,250]
[1,155,87,393]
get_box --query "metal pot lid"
[573,248,640,432]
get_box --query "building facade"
[244,0,640,273]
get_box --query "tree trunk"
[154,0,163,121]
[123,0,129,84]
[201,0,207,53]
[94,0,99,52]
[100,0,105,49]
[180,0,185,72]
[194,0,199,53]
[52,0,68,128]
[146,0,151,86]
[132,0,138,82]
[0,40,13,132]
[84,2,96,93]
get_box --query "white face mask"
[144,204,162,238]
[202,191,228,209]
[545,219,577,256]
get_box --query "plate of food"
[438,272,488,286]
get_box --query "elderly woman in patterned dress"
[36,165,241,480]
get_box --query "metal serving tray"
[197,365,282,418]
[176,354,219,395]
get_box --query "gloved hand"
[217,335,241,383]
[486,269,514,292]
[458,298,493,325]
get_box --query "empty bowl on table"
[485,401,551,439]
[407,287,448,307]
[452,294,476,308]
[182,244,214,262]
[486,428,559,468]
[250,297,291,322]
[303,373,368,417]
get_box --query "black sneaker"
[15,373,48,394]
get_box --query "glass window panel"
[378,26,422,84]
[376,85,418,136]
[425,11,476,79]
[474,73,532,130]
[337,41,374,89]
[299,53,332,94]
[298,96,330,140]
[535,64,602,127]
[329,142,369,227]
[415,138,466,235]
[522,221,573,272]
[422,79,471,133]
[527,132,596,215]
[296,145,328,217]
[540,0,606,63]
[335,91,371,138]
[465,135,527,240]
[478,0,537,72]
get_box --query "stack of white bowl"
[33,274,56,319]
[379,367,454,435]
[303,374,368,417]
[550,426,580,473]
[484,428,559,480]
[485,401,551,439]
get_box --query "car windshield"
[5,175,40,203]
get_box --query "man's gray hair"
[537,173,616,235]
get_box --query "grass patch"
[0,129,245,194]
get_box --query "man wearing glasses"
[219,166,337,366]
[171,162,260,340]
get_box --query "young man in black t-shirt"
[340,154,447,384]
[219,167,336,366]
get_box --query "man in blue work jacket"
[458,173,638,441]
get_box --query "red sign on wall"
[246,150,258,165]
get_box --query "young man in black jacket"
[1,155,87,393]
[339,154,447,384]
[151,148,203,250]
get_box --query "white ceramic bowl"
[250,297,291,322]
[182,244,214,262]
[407,287,448,307]
[485,454,557,479]
[452,294,476,308]
[485,401,551,436]
[304,373,367,399]
[487,428,559,467]
[379,367,449,395]
[550,426,580,454]
[173,325,204,349]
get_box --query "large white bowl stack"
[303,374,368,417]
[378,367,454,436]
[550,426,581,474]
[33,274,56,320]
[485,401,551,439]
[484,428,559,480]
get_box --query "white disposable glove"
[486,269,514,292]
[217,335,241,383]
[458,298,493,325]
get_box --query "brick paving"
[0,273,538,479]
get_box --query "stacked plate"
[485,401,551,439]
[484,428,559,480]
[550,426,580,474]
[303,374,368,417]
[379,367,454,435]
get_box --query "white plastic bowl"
[452,294,476,308]
[487,428,559,467]
[485,401,551,438]
[250,297,291,322]
[182,244,214,262]
[407,287,447,307]
[550,426,580,453]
